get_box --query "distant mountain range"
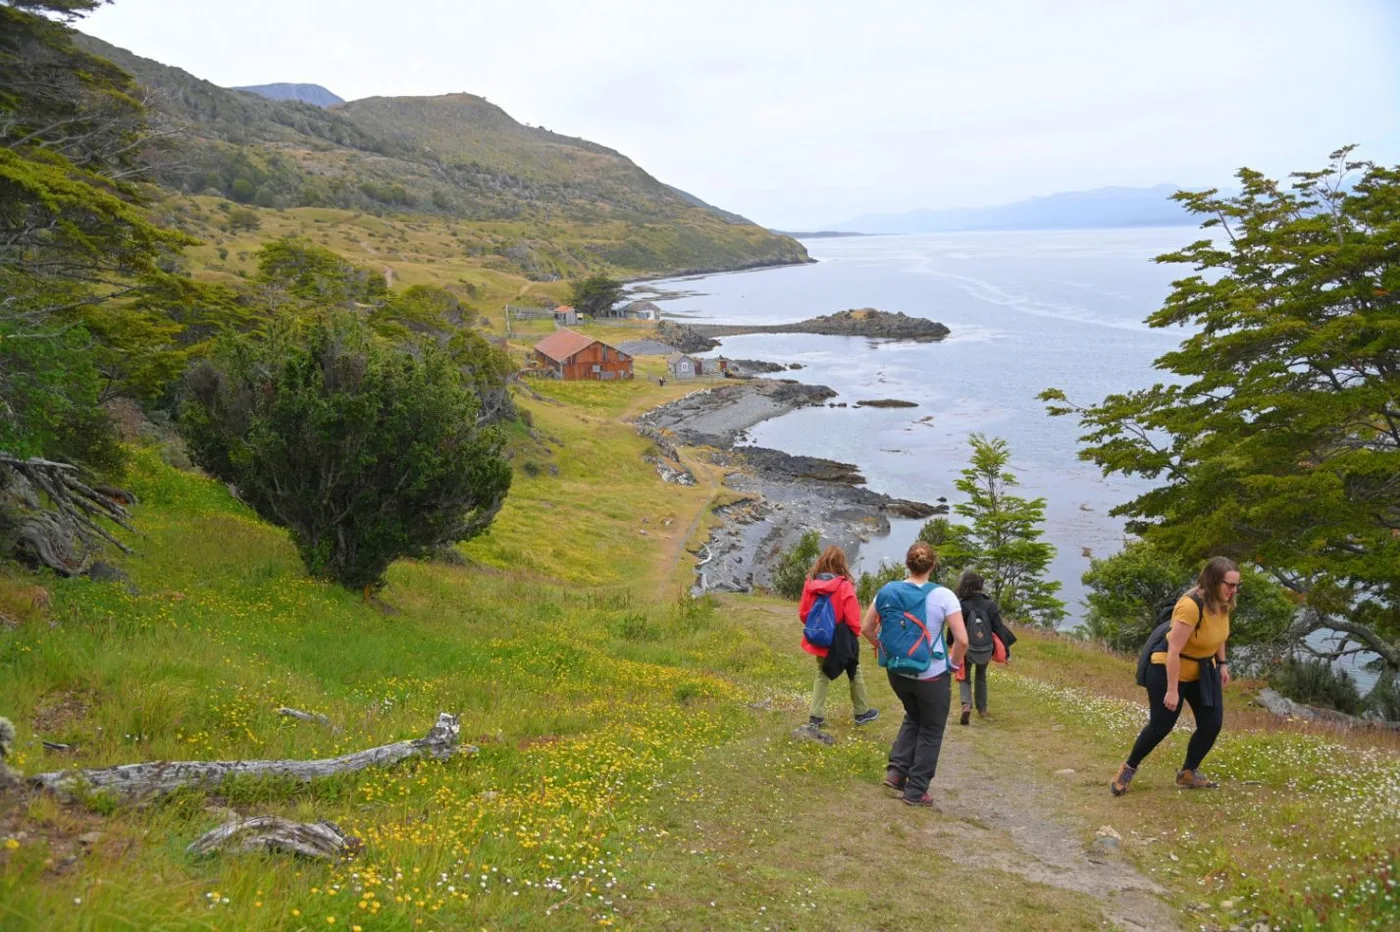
[834,185,1198,234]
[233,82,344,107]
[772,230,865,239]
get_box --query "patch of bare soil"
[30,690,94,737]
[930,737,1179,931]
[0,785,112,878]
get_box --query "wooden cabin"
[532,328,634,381]
[666,352,702,378]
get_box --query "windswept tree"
[1042,148,1400,678]
[921,434,1065,627]
[1,2,111,17]
[1,0,190,463]
[567,273,623,318]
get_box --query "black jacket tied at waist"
[821,622,861,680]
[1182,653,1222,708]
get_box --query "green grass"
[0,452,777,929]
[458,379,709,587]
[2,385,1397,930]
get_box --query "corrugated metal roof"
[533,328,599,362]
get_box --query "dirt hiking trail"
[718,595,1183,931]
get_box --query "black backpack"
[1135,592,1204,687]
[963,599,995,664]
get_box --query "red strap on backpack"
[902,611,933,656]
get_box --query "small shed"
[553,304,578,326]
[533,328,634,381]
[624,300,662,321]
[666,352,702,378]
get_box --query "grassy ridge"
[165,197,800,336]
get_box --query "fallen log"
[31,712,468,801]
[187,817,355,860]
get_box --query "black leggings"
[1127,663,1224,771]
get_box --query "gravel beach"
[636,379,942,593]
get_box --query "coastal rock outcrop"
[661,308,950,347]
[655,320,720,354]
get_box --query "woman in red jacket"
[800,545,879,729]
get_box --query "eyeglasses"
[1223,582,1242,591]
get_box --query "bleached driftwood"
[31,712,468,801]
[187,817,353,860]
[276,707,337,730]
[0,455,134,575]
[0,716,17,786]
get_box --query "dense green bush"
[857,560,906,605]
[770,530,820,601]
[180,311,512,592]
[1270,657,1362,716]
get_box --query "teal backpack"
[874,581,947,676]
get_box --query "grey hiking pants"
[958,661,989,712]
[886,670,951,800]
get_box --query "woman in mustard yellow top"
[1111,557,1239,795]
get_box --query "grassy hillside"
[155,195,796,332]
[2,375,1396,930]
[71,34,808,278]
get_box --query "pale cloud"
[80,0,1400,228]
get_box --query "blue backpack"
[874,581,946,676]
[802,590,838,648]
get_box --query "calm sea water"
[644,228,1196,623]
[643,228,1381,690]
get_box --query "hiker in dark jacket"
[1111,556,1239,796]
[954,571,1016,725]
[799,545,878,729]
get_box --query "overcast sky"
[79,0,1400,229]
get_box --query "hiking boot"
[977,707,988,718]
[959,706,971,726]
[901,792,937,809]
[1176,768,1219,789]
[881,770,906,794]
[854,709,880,726]
[1110,761,1137,797]
[808,715,825,729]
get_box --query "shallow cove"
[642,227,1192,614]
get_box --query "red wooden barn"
[532,328,634,381]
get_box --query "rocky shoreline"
[624,254,817,286]
[636,379,943,594]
